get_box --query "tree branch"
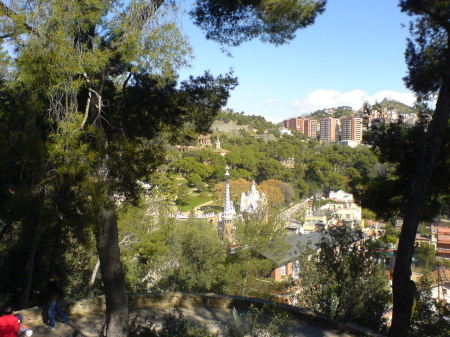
[81,73,103,128]
[81,89,92,129]
[0,1,34,34]
[116,0,165,47]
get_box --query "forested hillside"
[215,109,277,131]
[169,132,378,204]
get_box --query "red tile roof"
[437,227,450,234]
[437,234,450,244]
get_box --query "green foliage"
[186,173,205,190]
[400,1,449,100]
[307,106,355,119]
[380,224,400,247]
[415,243,437,270]
[120,212,229,293]
[256,158,284,182]
[410,273,450,337]
[223,214,288,298]
[0,0,240,309]
[417,223,431,236]
[118,200,171,293]
[361,208,377,221]
[353,117,450,220]
[129,305,294,337]
[164,219,228,292]
[130,309,214,337]
[226,305,293,337]
[216,109,276,130]
[118,205,288,299]
[372,99,416,115]
[191,0,327,46]
[297,226,390,331]
[387,2,450,335]
[174,132,379,205]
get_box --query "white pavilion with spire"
[240,181,267,214]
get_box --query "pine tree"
[0,1,326,336]
[389,2,450,335]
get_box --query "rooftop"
[262,230,368,266]
[437,227,450,235]
[261,232,326,266]
[437,234,450,244]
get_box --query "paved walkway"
[280,198,311,222]
[21,305,356,337]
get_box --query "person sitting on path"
[14,314,32,337]
[0,307,19,337]
[45,274,68,329]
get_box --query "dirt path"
[193,199,214,211]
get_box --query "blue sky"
[177,0,416,122]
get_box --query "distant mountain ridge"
[217,99,416,131]
[301,99,415,120]
[371,99,416,114]
[304,106,355,120]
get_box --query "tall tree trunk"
[97,201,129,337]
[19,205,42,309]
[388,74,450,335]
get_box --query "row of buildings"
[432,226,450,259]
[360,106,418,128]
[272,190,363,281]
[282,117,363,146]
[282,117,318,138]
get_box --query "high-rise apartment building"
[285,118,304,133]
[320,118,337,142]
[353,117,363,142]
[281,118,319,139]
[341,117,362,142]
[304,119,318,138]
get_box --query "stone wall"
[18,292,384,337]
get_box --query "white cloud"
[265,98,280,105]
[291,89,416,115]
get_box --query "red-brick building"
[286,118,304,133]
[282,118,318,139]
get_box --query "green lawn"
[176,194,213,212]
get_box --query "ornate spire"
[223,165,236,219]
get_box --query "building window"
[443,288,447,295]
[280,265,286,277]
